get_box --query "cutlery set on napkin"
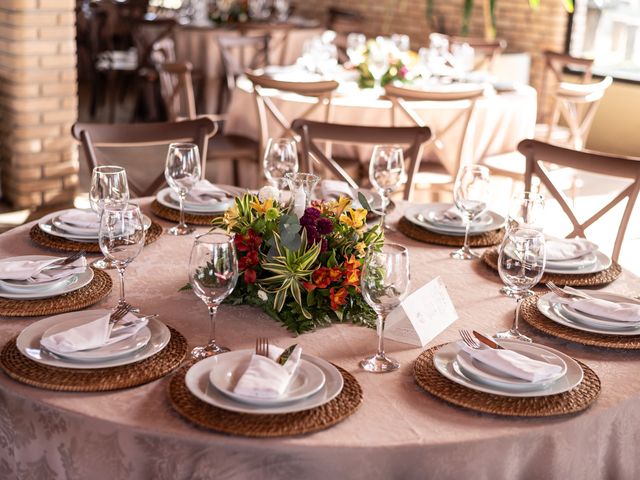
[0,254,87,285]
[158,180,238,214]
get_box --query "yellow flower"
[354,241,367,257]
[339,208,367,230]
[327,195,352,217]
[223,204,239,229]
[250,198,274,215]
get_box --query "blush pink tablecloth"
[0,199,639,479]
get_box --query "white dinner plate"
[561,301,640,329]
[17,314,170,369]
[538,292,640,335]
[404,203,505,236]
[208,350,326,405]
[156,187,237,214]
[544,250,611,275]
[433,339,583,397]
[422,205,495,230]
[185,350,343,414]
[38,210,153,242]
[39,309,152,362]
[52,215,99,236]
[454,344,567,392]
[0,256,93,300]
[545,252,598,270]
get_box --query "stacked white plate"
[38,208,152,243]
[434,339,583,397]
[156,186,242,215]
[17,310,171,369]
[0,255,94,300]
[544,249,612,275]
[185,349,344,414]
[317,182,384,212]
[538,291,640,336]
[404,203,505,236]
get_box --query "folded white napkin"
[0,257,87,284]
[320,179,356,201]
[40,311,147,354]
[185,180,231,205]
[545,238,598,262]
[462,344,564,382]
[57,209,101,230]
[432,206,463,224]
[233,345,302,399]
[553,294,640,323]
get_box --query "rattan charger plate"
[414,344,601,417]
[520,294,640,349]
[481,247,622,287]
[0,268,112,317]
[0,326,187,392]
[169,364,363,437]
[150,200,221,226]
[397,217,505,247]
[29,221,163,253]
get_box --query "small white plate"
[52,215,99,236]
[544,250,611,274]
[422,205,494,230]
[17,313,170,369]
[39,310,152,362]
[0,256,93,300]
[433,339,583,397]
[561,302,640,330]
[454,344,567,392]
[404,203,504,236]
[38,210,152,242]
[208,350,326,405]
[545,252,598,270]
[156,187,235,214]
[538,292,640,336]
[185,350,343,414]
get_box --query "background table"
[0,199,639,479]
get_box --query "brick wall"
[0,0,79,208]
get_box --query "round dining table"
[0,199,639,480]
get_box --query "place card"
[385,276,458,347]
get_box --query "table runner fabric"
[0,199,639,479]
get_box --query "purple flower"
[316,217,334,235]
[303,207,321,220]
[304,225,319,244]
[320,238,328,252]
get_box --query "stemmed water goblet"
[494,228,546,342]
[189,232,239,359]
[360,243,410,372]
[346,33,366,65]
[89,165,130,270]
[99,204,146,309]
[263,138,299,193]
[285,172,320,217]
[165,143,201,236]
[450,165,491,260]
[369,145,405,232]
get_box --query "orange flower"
[342,267,360,288]
[329,266,343,282]
[344,254,361,271]
[330,287,348,310]
[312,267,331,289]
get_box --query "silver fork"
[546,281,591,300]
[255,337,270,358]
[107,304,133,333]
[459,329,482,349]
[58,250,86,266]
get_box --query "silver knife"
[472,330,505,350]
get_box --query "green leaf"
[277,344,297,366]
[461,0,473,36]
[357,191,372,212]
[326,250,337,268]
[528,0,540,9]
[178,283,192,292]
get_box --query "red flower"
[342,267,360,288]
[344,255,361,271]
[238,250,259,270]
[302,281,316,293]
[330,287,348,310]
[234,229,262,252]
[312,267,331,289]
[244,268,257,284]
[328,266,343,282]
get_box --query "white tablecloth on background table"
[0,199,639,479]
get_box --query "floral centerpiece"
[356,38,419,89]
[212,191,384,334]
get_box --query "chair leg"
[232,158,240,187]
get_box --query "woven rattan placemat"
[169,364,362,437]
[150,200,221,226]
[0,326,187,391]
[520,294,640,349]
[398,217,505,247]
[30,222,163,253]
[413,344,600,417]
[481,247,622,287]
[0,268,112,317]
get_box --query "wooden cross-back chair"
[291,119,431,201]
[520,139,640,263]
[245,70,340,159]
[384,83,484,191]
[71,118,216,197]
[449,36,507,72]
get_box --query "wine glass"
[263,138,299,191]
[99,204,146,309]
[346,33,366,65]
[450,165,491,260]
[89,166,130,270]
[501,191,545,297]
[360,243,410,372]
[189,232,238,359]
[369,145,405,231]
[494,228,546,342]
[274,0,289,21]
[368,52,389,88]
[165,143,201,236]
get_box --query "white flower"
[257,289,268,301]
[258,185,280,203]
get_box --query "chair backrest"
[546,75,612,150]
[539,50,594,123]
[449,36,507,72]
[218,34,270,113]
[384,83,485,177]
[291,119,431,201]
[71,118,217,197]
[245,69,340,159]
[520,139,640,263]
[158,61,197,121]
